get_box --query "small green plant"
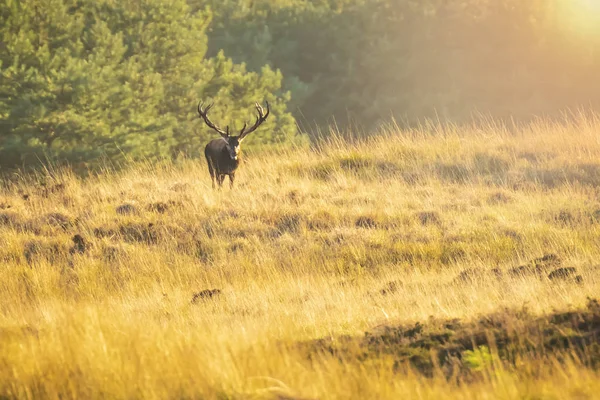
[462,345,493,372]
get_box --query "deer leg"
[216,174,225,188]
[206,157,216,189]
[208,167,216,189]
[229,173,235,189]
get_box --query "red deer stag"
[197,101,269,189]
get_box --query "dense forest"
[2,0,600,169]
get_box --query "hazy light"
[559,0,600,37]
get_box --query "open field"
[1,116,600,399]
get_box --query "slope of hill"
[1,116,600,399]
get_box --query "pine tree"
[0,0,298,170]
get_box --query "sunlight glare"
[559,0,600,37]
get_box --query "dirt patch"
[191,289,222,304]
[119,222,159,244]
[146,200,182,214]
[146,202,169,214]
[275,214,305,234]
[454,268,484,284]
[355,215,378,229]
[93,226,117,239]
[453,268,504,285]
[42,212,75,230]
[307,211,337,230]
[0,211,24,229]
[286,190,305,205]
[297,298,600,379]
[548,267,583,283]
[23,239,69,266]
[509,254,561,277]
[101,244,129,264]
[69,234,88,255]
[415,211,441,226]
[116,203,138,216]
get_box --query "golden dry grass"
[1,114,600,399]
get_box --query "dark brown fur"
[197,102,269,189]
[204,137,241,189]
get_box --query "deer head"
[197,101,270,160]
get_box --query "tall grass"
[1,114,600,399]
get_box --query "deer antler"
[197,102,230,138]
[239,101,270,140]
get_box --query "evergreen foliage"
[0,0,296,169]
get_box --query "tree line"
[2,0,600,169]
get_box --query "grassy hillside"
[1,115,600,399]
